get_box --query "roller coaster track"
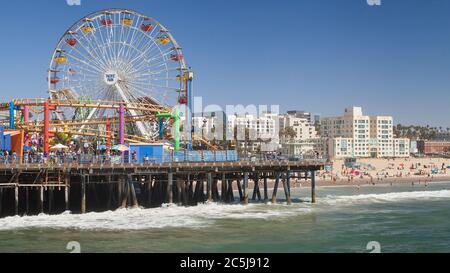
[1,98,219,150]
[0,98,171,113]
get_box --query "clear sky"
[0,0,449,126]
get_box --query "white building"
[394,138,410,157]
[227,112,279,152]
[192,111,227,142]
[279,111,321,156]
[321,107,410,159]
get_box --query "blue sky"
[0,0,449,126]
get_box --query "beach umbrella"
[111,144,129,152]
[50,143,69,150]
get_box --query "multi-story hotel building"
[321,107,410,159]
[279,111,322,156]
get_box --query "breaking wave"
[1,189,449,231]
[320,189,450,205]
[0,203,312,231]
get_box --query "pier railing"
[0,153,325,167]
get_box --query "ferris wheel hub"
[104,71,119,86]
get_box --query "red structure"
[140,23,153,32]
[22,106,30,146]
[101,18,113,26]
[66,38,78,46]
[417,140,450,155]
[170,54,184,62]
[44,101,56,155]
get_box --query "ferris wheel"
[47,9,191,139]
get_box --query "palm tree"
[280,126,297,141]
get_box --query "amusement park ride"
[0,9,323,219]
[0,9,214,157]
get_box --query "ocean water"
[1,182,450,253]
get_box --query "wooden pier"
[0,160,324,218]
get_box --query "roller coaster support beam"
[106,119,111,154]
[44,101,56,156]
[9,102,15,129]
[22,106,29,124]
[9,101,25,129]
[186,71,194,151]
[119,103,125,145]
[22,106,30,146]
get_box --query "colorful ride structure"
[0,9,204,158]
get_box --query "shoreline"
[244,175,450,191]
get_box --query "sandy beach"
[244,157,450,190]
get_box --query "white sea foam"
[0,203,311,231]
[1,190,449,231]
[321,189,450,206]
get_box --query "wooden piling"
[272,172,280,204]
[228,180,234,202]
[201,179,206,202]
[287,170,291,193]
[193,179,200,203]
[15,185,19,215]
[236,178,243,201]
[39,186,44,214]
[65,186,69,211]
[188,175,194,203]
[243,172,249,205]
[117,177,123,208]
[49,187,54,214]
[207,173,213,202]
[128,175,139,208]
[106,176,112,210]
[282,172,292,205]
[181,180,188,206]
[212,177,220,202]
[147,175,153,207]
[81,175,86,214]
[252,175,257,201]
[221,173,227,202]
[252,173,261,201]
[167,173,173,204]
[176,180,182,205]
[263,174,269,202]
[311,170,316,204]
[25,187,29,215]
[65,175,70,211]
[121,177,129,208]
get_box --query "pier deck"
[0,160,325,218]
